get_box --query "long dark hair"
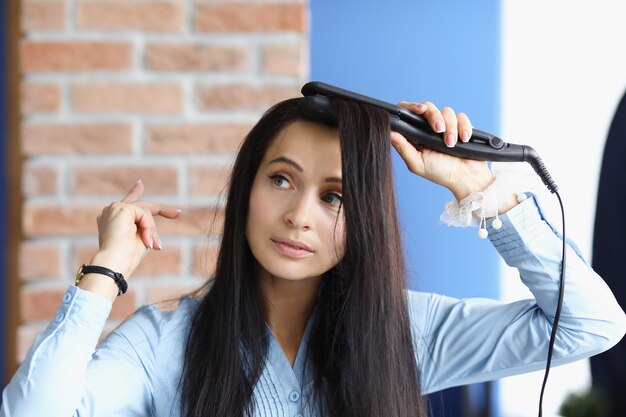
[180,97,426,417]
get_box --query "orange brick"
[22,163,58,196]
[20,286,137,321]
[73,246,99,270]
[154,206,224,236]
[263,43,307,76]
[192,243,220,277]
[22,204,101,237]
[145,43,248,71]
[23,204,222,237]
[74,245,182,278]
[134,247,183,277]
[72,83,182,114]
[146,284,202,306]
[195,3,306,32]
[21,41,132,73]
[21,123,133,155]
[197,83,299,110]
[20,287,67,321]
[76,1,184,31]
[109,290,138,320]
[22,2,65,31]
[20,82,61,113]
[19,242,61,280]
[71,166,179,196]
[145,123,251,154]
[189,164,232,196]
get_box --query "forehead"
[264,120,341,164]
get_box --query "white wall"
[499,2,626,416]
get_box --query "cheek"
[246,180,269,238]
[248,178,272,221]
[324,216,346,262]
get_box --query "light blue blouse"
[2,196,626,417]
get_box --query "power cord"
[537,190,566,417]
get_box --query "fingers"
[122,180,144,203]
[101,182,183,251]
[133,204,161,250]
[390,131,425,177]
[398,101,474,147]
[440,106,458,147]
[456,112,473,143]
[134,201,183,220]
[129,202,182,251]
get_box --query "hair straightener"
[299,81,565,417]
[299,81,558,194]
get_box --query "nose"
[283,192,314,230]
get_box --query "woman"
[2,96,625,417]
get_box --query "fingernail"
[157,238,163,250]
[176,209,183,213]
[461,130,470,142]
[137,179,142,184]
[435,120,445,133]
[414,103,427,111]
[446,133,456,147]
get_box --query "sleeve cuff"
[487,194,557,261]
[47,285,113,344]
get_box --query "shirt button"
[288,390,300,402]
[63,292,72,304]
[54,313,65,323]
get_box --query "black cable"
[537,190,566,417]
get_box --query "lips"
[271,237,313,258]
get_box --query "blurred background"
[2,1,626,416]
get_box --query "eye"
[322,192,343,206]
[268,174,291,189]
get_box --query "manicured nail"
[446,133,456,147]
[435,120,445,133]
[461,130,470,142]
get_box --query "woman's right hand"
[78,180,182,301]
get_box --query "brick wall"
[16,0,309,365]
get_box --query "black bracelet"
[75,264,128,296]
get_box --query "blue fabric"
[2,197,626,417]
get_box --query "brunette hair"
[180,97,426,417]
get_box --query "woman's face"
[246,120,345,283]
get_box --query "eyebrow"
[268,156,342,184]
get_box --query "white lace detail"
[440,164,533,238]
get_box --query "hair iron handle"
[299,82,558,193]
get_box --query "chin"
[254,258,325,282]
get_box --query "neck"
[255,264,322,366]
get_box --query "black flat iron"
[299,81,557,193]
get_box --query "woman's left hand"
[390,101,495,201]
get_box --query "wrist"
[76,252,132,302]
[440,168,527,237]
[90,250,132,278]
[449,173,495,202]
[76,273,120,302]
